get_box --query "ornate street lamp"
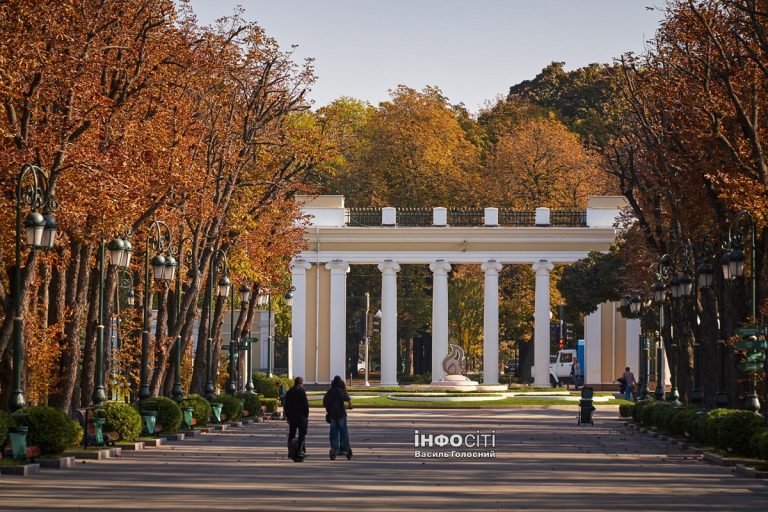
[139,220,173,401]
[204,250,229,401]
[722,211,761,413]
[171,234,193,403]
[11,164,58,411]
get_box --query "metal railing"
[345,208,587,227]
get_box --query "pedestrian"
[278,382,287,419]
[571,357,581,391]
[323,375,353,460]
[622,366,636,402]
[284,376,309,462]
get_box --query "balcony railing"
[346,208,587,227]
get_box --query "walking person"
[284,376,309,462]
[323,375,353,460]
[571,357,581,391]
[622,366,636,402]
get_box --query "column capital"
[325,259,350,273]
[291,258,311,273]
[377,259,401,274]
[429,259,452,275]
[532,259,554,274]
[481,259,503,275]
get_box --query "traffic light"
[372,310,381,334]
[565,323,574,344]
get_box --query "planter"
[117,442,144,451]
[141,438,165,448]
[38,456,76,470]
[62,448,112,460]
[166,433,185,441]
[735,464,768,479]
[211,424,229,431]
[229,421,243,428]
[182,429,202,437]
[0,462,40,476]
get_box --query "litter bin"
[141,410,158,436]
[182,407,195,430]
[9,426,29,460]
[87,417,106,446]
[577,386,596,426]
[211,402,223,424]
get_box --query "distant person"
[323,375,353,460]
[278,382,287,419]
[284,376,309,462]
[622,366,636,402]
[571,357,581,390]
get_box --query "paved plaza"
[1,407,766,511]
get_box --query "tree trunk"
[49,242,92,412]
[80,270,99,407]
[149,286,170,396]
[190,281,211,395]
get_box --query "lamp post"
[629,295,651,400]
[256,291,275,377]
[139,221,176,401]
[722,211,761,412]
[171,235,192,403]
[92,236,133,405]
[690,259,714,404]
[204,250,229,401]
[11,164,58,411]
[226,284,251,395]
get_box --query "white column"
[626,318,641,376]
[326,259,350,381]
[584,307,602,385]
[481,260,503,385]
[290,259,311,379]
[378,260,401,386]
[532,259,554,387]
[430,259,452,382]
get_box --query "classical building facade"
[284,195,651,387]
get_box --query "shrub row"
[252,372,292,398]
[627,400,768,459]
[9,406,83,456]
[237,392,261,418]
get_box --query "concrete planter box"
[63,449,112,460]
[229,422,243,428]
[735,464,768,479]
[1,463,40,476]
[118,442,144,451]
[166,433,185,441]
[211,424,229,431]
[141,438,165,448]
[38,456,76,469]
[702,452,755,467]
[183,429,203,437]
[242,419,254,425]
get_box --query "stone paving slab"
[0,407,766,511]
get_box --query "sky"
[187,0,665,112]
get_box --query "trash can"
[88,417,106,446]
[577,386,595,426]
[211,402,223,424]
[182,407,195,430]
[141,410,158,436]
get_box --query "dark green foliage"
[253,373,291,398]
[639,401,670,427]
[669,408,702,438]
[0,410,11,446]
[619,403,633,417]
[14,406,83,456]
[716,411,764,456]
[557,250,623,317]
[260,398,279,413]
[182,394,212,427]
[700,409,739,447]
[214,394,243,422]
[749,429,768,460]
[138,396,182,434]
[237,392,260,418]
[95,401,142,442]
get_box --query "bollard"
[182,407,195,430]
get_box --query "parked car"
[531,349,577,387]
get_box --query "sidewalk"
[0,407,766,511]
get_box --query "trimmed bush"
[214,394,243,422]
[716,411,764,455]
[619,403,633,418]
[138,396,182,434]
[14,406,82,456]
[95,401,142,442]
[182,394,212,428]
[254,374,291,398]
[237,392,260,418]
[261,398,279,413]
[749,429,768,460]
[669,407,701,438]
[701,408,739,447]
[0,410,12,447]
[640,401,670,427]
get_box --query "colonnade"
[290,257,555,386]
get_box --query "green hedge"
[626,400,767,459]
[253,373,291,398]
[95,401,142,442]
[214,394,243,422]
[0,410,11,447]
[182,394,212,428]
[14,406,83,456]
[138,396,182,434]
[261,398,279,413]
[237,392,260,418]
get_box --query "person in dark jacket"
[284,376,309,461]
[323,375,352,460]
